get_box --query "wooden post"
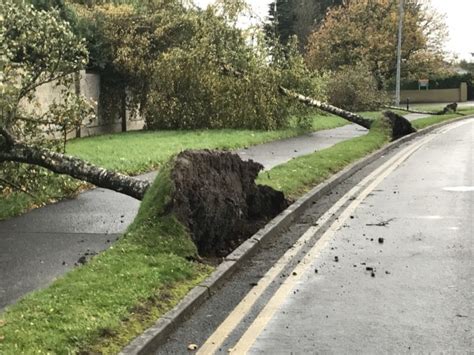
[74,72,82,138]
[121,89,127,132]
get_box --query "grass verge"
[0,161,212,354]
[411,108,474,129]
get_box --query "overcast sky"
[194,0,473,61]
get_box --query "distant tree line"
[265,0,343,51]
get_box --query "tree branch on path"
[0,130,150,200]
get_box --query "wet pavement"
[0,123,369,309]
[156,119,473,354]
[240,119,474,353]
[0,188,138,309]
[236,124,367,170]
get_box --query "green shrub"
[326,63,389,112]
[400,73,472,90]
[73,3,326,130]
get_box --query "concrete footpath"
[0,116,419,309]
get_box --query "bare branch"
[0,128,17,148]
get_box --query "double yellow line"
[197,121,469,355]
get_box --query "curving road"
[243,119,473,354]
[192,118,473,354]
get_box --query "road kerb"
[199,260,238,293]
[120,115,473,355]
[119,286,210,355]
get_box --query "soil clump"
[383,111,417,140]
[169,150,288,257]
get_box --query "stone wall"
[399,82,468,103]
[21,70,145,140]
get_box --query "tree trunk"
[0,138,150,200]
[279,86,373,129]
[384,103,458,116]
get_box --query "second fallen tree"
[279,86,416,139]
[220,63,417,138]
[279,86,373,129]
[384,102,458,116]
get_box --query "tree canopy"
[305,0,448,89]
[70,0,326,130]
[265,0,343,51]
[0,0,93,145]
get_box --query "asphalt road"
[157,118,473,354]
[243,119,473,354]
[0,124,368,309]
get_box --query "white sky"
[430,0,472,61]
[194,0,473,61]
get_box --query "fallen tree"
[220,63,416,138]
[384,102,458,115]
[279,87,416,139]
[0,1,415,206]
[0,129,149,200]
[0,86,416,202]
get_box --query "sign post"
[418,79,429,90]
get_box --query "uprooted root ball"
[146,150,288,257]
[383,111,417,140]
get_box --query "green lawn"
[0,114,347,221]
[65,114,348,175]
